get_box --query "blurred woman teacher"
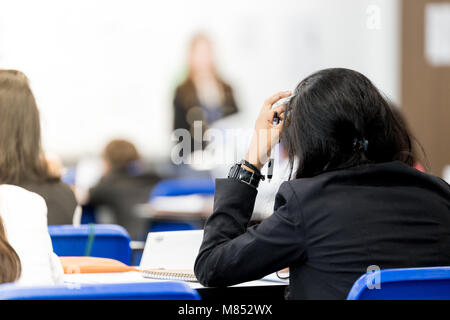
[173,34,238,153]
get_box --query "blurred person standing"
[0,70,78,226]
[173,34,239,154]
[86,139,160,240]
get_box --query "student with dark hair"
[0,70,78,225]
[0,217,21,284]
[86,139,160,240]
[194,68,450,299]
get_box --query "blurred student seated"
[84,139,161,240]
[0,70,65,285]
[0,69,77,225]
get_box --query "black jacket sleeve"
[194,178,306,287]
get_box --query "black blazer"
[173,79,238,153]
[194,161,450,299]
[23,180,78,225]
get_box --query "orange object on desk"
[60,257,139,274]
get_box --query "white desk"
[64,272,289,299]
[63,271,288,290]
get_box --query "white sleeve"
[0,185,64,285]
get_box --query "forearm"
[194,178,257,286]
[194,179,305,287]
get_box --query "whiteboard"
[0,0,400,161]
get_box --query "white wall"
[0,0,399,161]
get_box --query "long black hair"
[283,68,418,179]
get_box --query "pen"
[267,111,281,183]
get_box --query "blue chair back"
[80,206,97,224]
[149,178,215,199]
[48,224,131,265]
[0,282,200,300]
[347,266,450,300]
[150,221,199,232]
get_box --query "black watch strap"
[240,160,263,177]
[228,161,264,188]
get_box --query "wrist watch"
[228,160,265,188]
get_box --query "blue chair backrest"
[48,224,131,265]
[347,266,450,300]
[150,221,199,232]
[0,282,200,300]
[80,206,97,224]
[149,178,215,199]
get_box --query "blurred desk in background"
[135,195,214,221]
[135,194,266,223]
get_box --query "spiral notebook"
[139,230,204,283]
[142,268,197,282]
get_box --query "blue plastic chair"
[0,282,200,300]
[80,206,97,224]
[149,178,215,199]
[48,224,131,265]
[347,266,450,300]
[149,221,199,232]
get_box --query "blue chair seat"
[0,282,200,300]
[347,266,450,300]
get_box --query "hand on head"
[245,91,292,170]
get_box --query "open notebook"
[139,230,204,282]
[142,269,197,282]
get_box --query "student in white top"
[0,184,64,285]
[0,70,64,285]
[0,70,78,226]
